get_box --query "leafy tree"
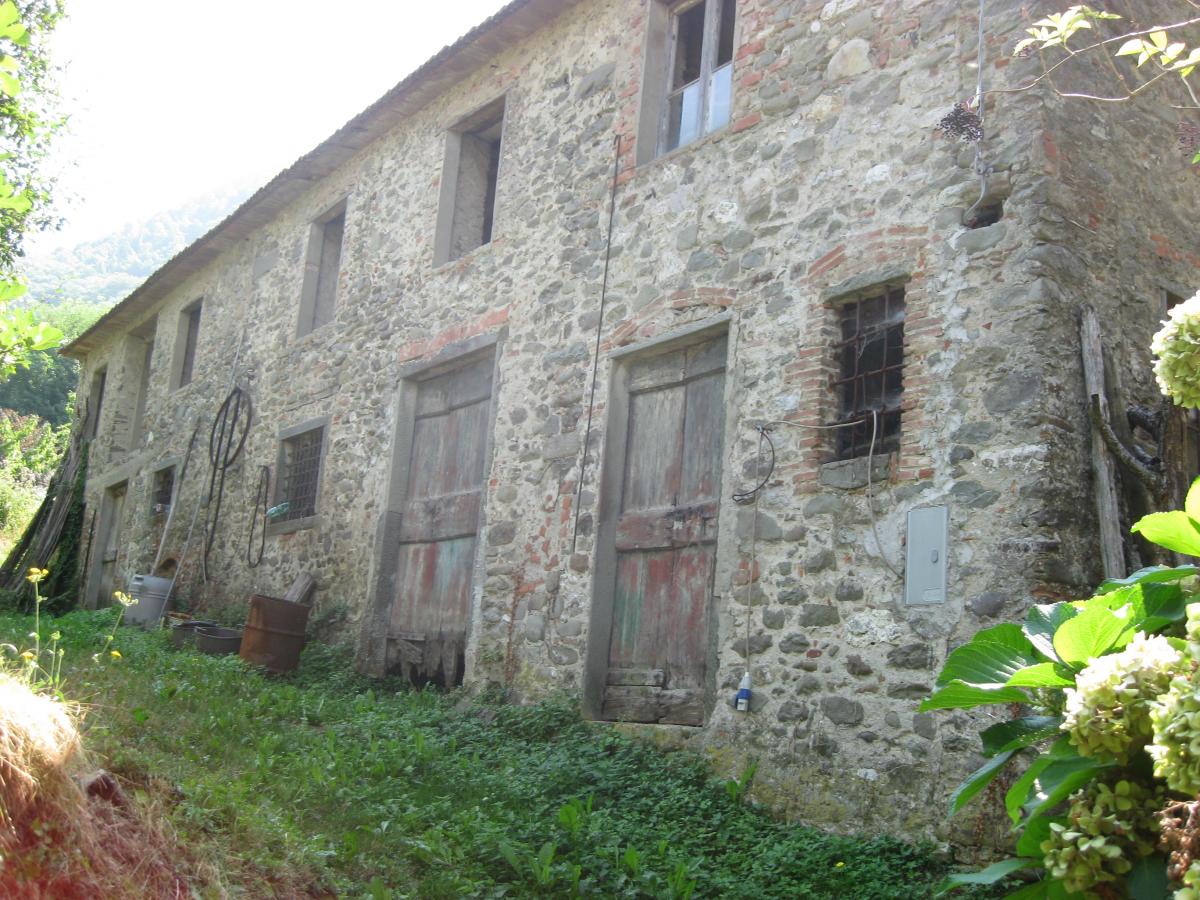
[0,0,62,373]
[0,301,106,425]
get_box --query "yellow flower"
[110,650,122,659]
[25,567,48,584]
[113,591,136,608]
[20,650,34,660]
[834,862,845,869]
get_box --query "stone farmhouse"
[59,0,1200,836]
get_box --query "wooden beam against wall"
[1080,306,1126,579]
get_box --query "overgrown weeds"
[0,609,996,898]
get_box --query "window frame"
[268,417,329,535]
[830,285,906,461]
[637,0,736,164]
[173,300,202,390]
[87,367,107,439]
[150,463,176,519]
[433,96,506,267]
[297,200,347,337]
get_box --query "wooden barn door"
[92,482,127,608]
[388,354,493,686]
[597,333,727,725]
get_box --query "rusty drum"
[239,594,309,673]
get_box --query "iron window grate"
[831,286,905,460]
[152,467,174,510]
[281,428,323,521]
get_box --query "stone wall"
[70,0,1200,839]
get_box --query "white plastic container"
[123,574,172,629]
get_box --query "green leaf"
[1116,38,1145,56]
[920,681,1030,712]
[1007,663,1075,689]
[1024,603,1078,662]
[982,716,1064,755]
[999,882,1053,900]
[1126,854,1169,899]
[936,858,1039,895]
[1096,564,1198,594]
[1006,739,1075,824]
[950,749,1016,814]
[1087,581,1186,634]
[1025,756,1115,820]
[937,623,1039,688]
[1052,605,1137,669]
[1016,813,1059,858]
[1150,31,1169,52]
[1132,511,1200,557]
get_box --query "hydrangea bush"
[930,478,1200,899]
[1154,292,1200,409]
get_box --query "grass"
[0,608,1001,898]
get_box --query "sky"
[29,0,510,252]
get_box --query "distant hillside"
[21,187,252,307]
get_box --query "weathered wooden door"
[93,482,126,608]
[599,334,727,725]
[388,355,492,686]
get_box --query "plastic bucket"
[195,626,243,655]
[124,574,173,629]
[240,594,309,673]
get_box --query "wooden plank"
[628,346,687,392]
[391,536,476,638]
[680,372,725,503]
[1080,307,1125,578]
[601,686,661,723]
[282,573,317,605]
[621,385,684,512]
[399,491,482,542]
[658,689,704,727]
[606,667,665,686]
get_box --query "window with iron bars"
[278,427,324,521]
[151,466,174,517]
[832,286,905,460]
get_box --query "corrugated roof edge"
[62,0,581,359]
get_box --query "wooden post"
[1080,306,1126,579]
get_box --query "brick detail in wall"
[787,231,940,490]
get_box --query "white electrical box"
[904,505,948,606]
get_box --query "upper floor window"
[637,0,735,163]
[832,286,905,460]
[298,202,346,336]
[174,300,202,389]
[434,97,505,265]
[663,0,734,153]
[87,367,107,439]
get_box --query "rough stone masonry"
[61,0,1200,841]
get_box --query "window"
[274,424,326,526]
[174,300,202,388]
[639,0,735,162]
[129,318,156,444]
[434,97,505,265]
[151,465,174,517]
[298,203,346,335]
[832,286,905,460]
[87,367,107,439]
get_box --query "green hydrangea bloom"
[1041,778,1162,897]
[1153,291,1200,408]
[1063,632,1183,762]
[1179,862,1200,900]
[1149,668,1200,795]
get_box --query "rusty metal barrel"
[239,594,309,673]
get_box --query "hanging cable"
[729,412,904,583]
[571,134,622,557]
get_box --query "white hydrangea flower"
[1063,632,1183,762]
[1153,291,1200,408]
